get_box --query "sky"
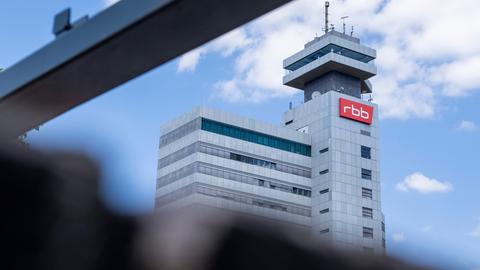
[1,0,479,269]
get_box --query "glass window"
[284,43,375,71]
[361,145,371,159]
[360,130,371,136]
[363,227,374,238]
[362,188,372,199]
[319,169,329,175]
[361,168,372,180]
[320,188,329,194]
[319,147,329,153]
[201,118,311,156]
[362,207,373,218]
[320,208,329,214]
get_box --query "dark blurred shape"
[1,144,433,270]
[1,145,139,270]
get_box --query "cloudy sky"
[1,0,479,269]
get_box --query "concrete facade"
[155,30,385,254]
[156,107,313,230]
[283,91,385,253]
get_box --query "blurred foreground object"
[2,144,432,270]
[0,0,292,138]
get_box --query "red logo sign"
[339,98,373,125]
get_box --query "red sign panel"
[339,98,373,125]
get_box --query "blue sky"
[1,1,479,269]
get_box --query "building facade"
[156,30,385,253]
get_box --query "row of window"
[156,182,312,217]
[317,187,373,199]
[158,141,312,178]
[201,118,311,156]
[318,226,379,240]
[199,144,312,178]
[318,167,372,180]
[317,207,372,219]
[284,43,375,72]
[155,182,196,207]
[159,118,201,147]
[157,161,312,197]
[196,185,312,217]
[158,142,197,169]
[197,164,312,197]
[319,145,371,159]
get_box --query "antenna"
[341,16,349,34]
[350,26,354,36]
[324,1,330,34]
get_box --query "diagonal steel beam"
[0,0,291,138]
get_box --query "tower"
[282,22,385,252]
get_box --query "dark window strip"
[201,118,311,156]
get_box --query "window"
[362,207,373,218]
[362,188,372,199]
[285,120,293,125]
[361,168,372,180]
[319,147,329,153]
[363,227,373,238]
[319,228,330,234]
[284,43,375,72]
[319,169,329,175]
[361,145,371,159]
[258,179,265,186]
[381,222,385,232]
[201,118,311,156]
[382,238,386,248]
[202,145,311,178]
[360,130,371,136]
[319,188,329,194]
[320,208,329,214]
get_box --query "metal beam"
[0,0,291,138]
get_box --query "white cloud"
[177,29,252,73]
[471,219,480,237]
[392,233,406,242]
[396,172,453,194]
[177,0,480,119]
[177,48,205,72]
[458,120,478,131]
[103,0,120,7]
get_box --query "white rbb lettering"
[343,105,369,120]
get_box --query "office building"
[156,29,385,253]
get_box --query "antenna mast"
[324,1,330,34]
[341,16,349,34]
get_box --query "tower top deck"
[283,30,377,100]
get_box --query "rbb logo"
[339,98,374,125]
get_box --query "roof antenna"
[341,16,349,34]
[350,26,354,37]
[324,1,330,34]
